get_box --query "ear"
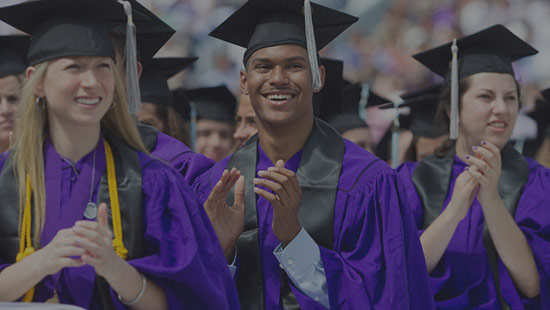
[26,66,45,98]
[136,61,143,78]
[314,64,326,93]
[240,69,249,95]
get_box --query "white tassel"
[390,99,403,168]
[359,83,369,121]
[304,0,322,91]
[450,39,459,140]
[118,0,141,114]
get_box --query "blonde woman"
[0,0,238,309]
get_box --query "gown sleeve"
[315,161,434,309]
[108,159,239,310]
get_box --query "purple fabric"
[194,139,435,309]
[150,131,215,186]
[0,137,239,309]
[398,156,550,309]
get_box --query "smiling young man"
[193,0,434,309]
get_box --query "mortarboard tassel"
[304,0,322,91]
[118,0,141,114]
[359,83,369,121]
[390,98,403,168]
[190,100,198,151]
[450,39,459,140]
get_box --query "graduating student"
[379,84,448,162]
[138,57,196,145]
[398,24,550,309]
[186,85,236,162]
[233,93,258,150]
[0,0,239,309]
[193,0,434,309]
[0,35,29,153]
[108,0,216,185]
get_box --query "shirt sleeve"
[273,228,329,309]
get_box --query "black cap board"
[109,0,176,65]
[140,57,197,107]
[0,0,153,66]
[0,35,30,79]
[185,85,236,123]
[413,24,538,83]
[209,0,358,65]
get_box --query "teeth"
[490,123,505,128]
[76,98,100,105]
[267,94,292,101]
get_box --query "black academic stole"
[224,118,345,310]
[0,133,144,308]
[412,144,529,310]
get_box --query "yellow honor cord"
[18,140,128,302]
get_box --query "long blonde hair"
[12,59,146,246]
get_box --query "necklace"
[83,147,98,220]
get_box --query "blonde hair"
[13,59,147,246]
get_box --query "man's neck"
[49,121,101,163]
[257,117,314,164]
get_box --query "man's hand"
[204,168,246,261]
[253,160,302,247]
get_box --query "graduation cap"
[0,35,30,79]
[0,0,149,114]
[209,0,358,91]
[379,84,445,139]
[313,58,344,120]
[413,24,538,140]
[140,57,197,107]
[327,81,390,134]
[171,88,192,120]
[185,85,236,124]
[109,0,176,65]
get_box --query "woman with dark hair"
[0,35,28,154]
[138,57,194,146]
[398,25,550,309]
[0,1,238,308]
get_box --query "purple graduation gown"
[193,140,435,309]
[398,156,550,309]
[149,131,215,186]
[0,137,239,310]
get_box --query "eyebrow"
[251,56,308,64]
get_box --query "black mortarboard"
[186,85,236,123]
[0,0,151,66]
[0,35,29,79]
[210,0,358,65]
[140,57,197,107]
[313,58,343,120]
[109,0,176,65]
[413,24,538,82]
[327,81,389,134]
[171,88,192,121]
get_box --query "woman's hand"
[72,203,123,278]
[464,141,501,204]
[447,169,478,220]
[35,228,85,276]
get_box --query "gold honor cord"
[17,140,128,302]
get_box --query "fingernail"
[472,146,478,151]
[258,170,265,176]
[253,178,259,184]
[481,141,487,145]
[465,155,470,160]
[268,167,274,171]
[465,167,469,171]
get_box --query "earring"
[110,94,118,110]
[35,97,45,111]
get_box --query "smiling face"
[458,72,519,150]
[0,75,20,149]
[34,56,115,130]
[240,44,323,128]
